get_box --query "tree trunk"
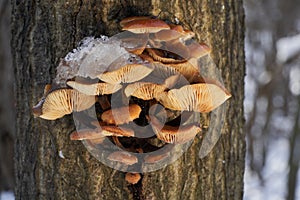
[12,0,245,199]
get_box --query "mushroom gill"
[150,116,201,144]
[124,82,167,100]
[157,83,231,112]
[32,88,95,120]
[97,64,153,84]
[67,81,122,95]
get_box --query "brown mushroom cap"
[125,173,141,184]
[146,48,186,64]
[97,64,153,84]
[101,104,142,125]
[163,61,200,82]
[152,29,185,42]
[70,125,134,140]
[120,16,152,27]
[107,151,138,165]
[157,83,231,112]
[168,24,195,40]
[150,116,201,144]
[122,18,170,33]
[32,89,96,120]
[67,81,122,95]
[163,40,190,59]
[144,152,169,163]
[43,84,52,95]
[152,28,194,43]
[187,42,211,59]
[119,33,149,55]
[124,82,167,100]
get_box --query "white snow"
[289,66,300,96]
[54,36,142,85]
[276,34,300,63]
[58,150,65,159]
[244,138,290,200]
[0,191,14,200]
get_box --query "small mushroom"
[124,82,167,100]
[101,104,142,125]
[187,42,211,59]
[120,16,152,27]
[144,152,169,163]
[43,84,52,95]
[146,48,186,64]
[32,89,95,120]
[152,29,185,43]
[164,61,200,82]
[157,83,231,112]
[152,28,194,43]
[97,64,153,84]
[107,151,138,165]
[119,34,149,55]
[163,40,190,59]
[169,24,195,40]
[150,116,201,144]
[122,18,170,34]
[67,81,122,95]
[70,126,134,140]
[125,173,141,184]
[144,62,182,82]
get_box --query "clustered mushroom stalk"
[32,16,231,183]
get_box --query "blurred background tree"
[0,0,14,192]
[244,0,300,199]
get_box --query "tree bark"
[12,0,245,199]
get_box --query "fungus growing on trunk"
[150,116,201,144]
[70,125,134,140]
[67,81,122,95]
[125,172,141,184]
[97,64,153,84]
[122,18,170,33]
[157,83,231,112]
[124,82,167,100]
[32,16,232,174]
[107,151,138,165]
[101,104,142,125]
[32,88,95,120]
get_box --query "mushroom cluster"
[32,16,231,180]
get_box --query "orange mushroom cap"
[67,81,122,95]
[120,16,152,27]
[144,152,169,163]
[107,151,138,165]
[125,173,141,184]
[32,88,95,120]
[124,82,167,100]
[157,83,231,112]
[150,116,201,144]
[122,18,170,34]
[97,64,153,84]
[101,104,142,125]
[70,126,134,140]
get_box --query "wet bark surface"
[11,0,245,199]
